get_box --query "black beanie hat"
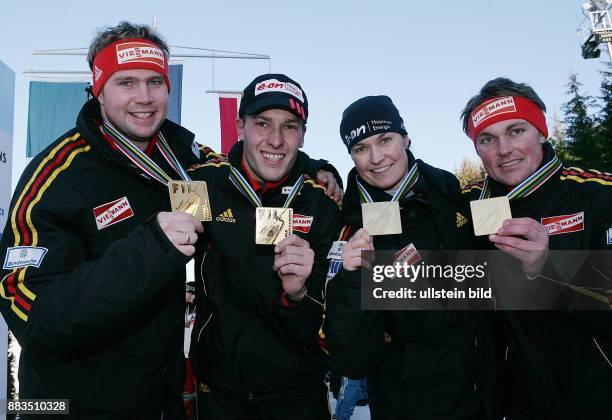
[339,95,407,152]
[238,73,308,123]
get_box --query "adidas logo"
[456,212,468,228]
[216,208,236,223]
[94,65,103,82]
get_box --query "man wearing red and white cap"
[0,21,206,419]
[461,78,612,419]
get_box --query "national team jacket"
[188,142,341,394]
[462,142,612,419]
[325,151,497,419]
[0,98,224,417]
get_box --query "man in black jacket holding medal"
[0,21,205,418]
[189,74,341,419]
[461,78,612,419]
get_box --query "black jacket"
[189,142,341,394]
[325,151,495,419]
[462,142,612,419]
[0,99,214,417]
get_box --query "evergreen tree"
[594,63,612,171]
[562,73,599,168]
[454,157,485,188]
[548,112,574,163]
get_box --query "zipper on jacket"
[197,250,213,343]
[593,337,612,368]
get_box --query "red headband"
[467,96,548,145]
[92,38,170,97]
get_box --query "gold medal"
[168,181,212,221]
[255,207,293,245]
[470,196,512,236]
[361,201,402,236]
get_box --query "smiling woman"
[325,94,495,419]
[350,132,410,190]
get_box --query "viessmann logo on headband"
[115,42,165,68]
[471,96,516,128]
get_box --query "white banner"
[0,59,15,415]
[0,61,14,237]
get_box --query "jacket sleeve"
[304,158,344,190]
[0,158,190,364]
[274,195,341,345]
[324,228,385,379]
[326,269,385,379]
[567,186,612,338]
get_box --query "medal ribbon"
[102,120,191,185]
[228,165,304,208]
[356,161,419,204]
[478,154,561,201]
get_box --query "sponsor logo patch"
[393,243,422,267]
[93,197,135,230]
[456,212,468,228]
[386,244,422,280]
[541,212,585,236]
[607,227,612,245]
[292,214,313,233]
[254,79,305,102]
[115,42,165,68]
[471,96,516,128]
[216,208,236,223]
[326,259,343,281]
[3,246,48,269]
[282,186,302,195]
[327,241,346,260]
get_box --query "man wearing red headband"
[0,21,205,419]
[461,78,612,419]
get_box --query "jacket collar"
[76,98,198,172]
[486,142,562,201]
[342,148,420,221]
[227,141,312,196]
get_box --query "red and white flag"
[218,94,240,154]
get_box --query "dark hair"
[87,21,169,70]
[461,77,546,135]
